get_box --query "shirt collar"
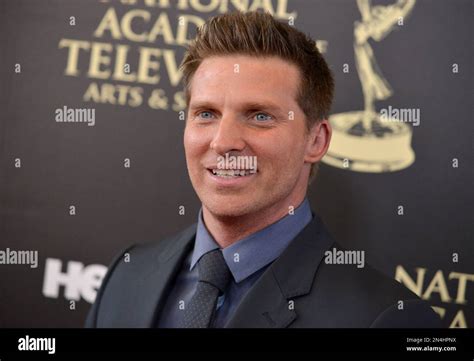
[190,199,313,283]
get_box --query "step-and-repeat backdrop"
[0,0,472,327]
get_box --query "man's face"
[184,55,314,219]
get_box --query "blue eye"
[197,111,214,119]
[255,113,272,121]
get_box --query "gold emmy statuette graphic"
[323,0,416,172]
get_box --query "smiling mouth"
[208,169,257,177]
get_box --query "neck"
[202,193,307,248]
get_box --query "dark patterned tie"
[181,249,231,328]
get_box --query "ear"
[304,119,332,164]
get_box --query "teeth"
[211,169,254,177]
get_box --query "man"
[86,11,441,328]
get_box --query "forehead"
[188,55,301,108]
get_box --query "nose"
[210,116,246,155]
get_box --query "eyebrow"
[189,100,285,114]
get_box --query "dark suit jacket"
[85,215,442,328]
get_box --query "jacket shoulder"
[298,242,442,327]
[84,224,196,327]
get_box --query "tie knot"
[197,249,231,293]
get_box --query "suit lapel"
[224,269,297,328]
[225,215,335,328]
[131,224,196,327]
